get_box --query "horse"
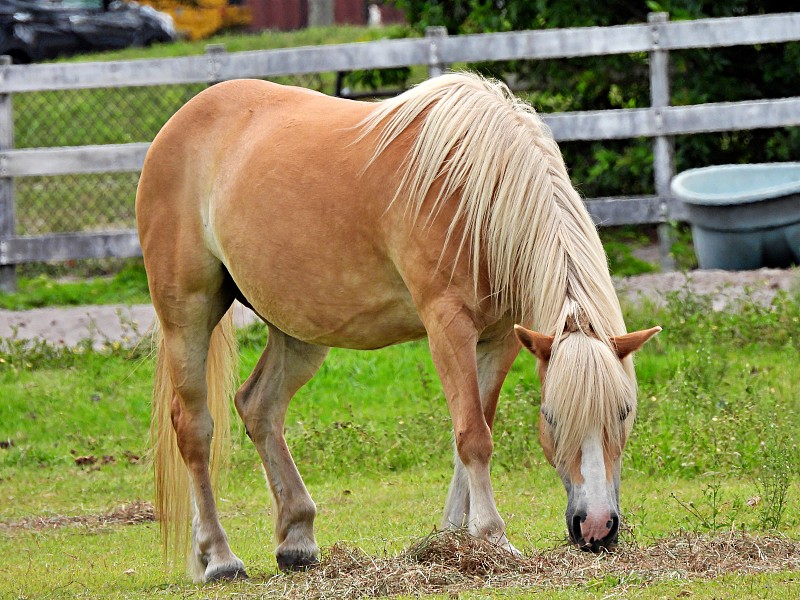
[136,72,660,582]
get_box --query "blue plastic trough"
[671,163,800,270]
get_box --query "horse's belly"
[228,259,426,350]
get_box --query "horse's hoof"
[277,550,320,572]
[504,541,523,557]
[206,567,248,582]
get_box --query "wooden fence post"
[0,55,16,293]
[426,27,448,78]
[648,12,677,271]
[206,44,226,86]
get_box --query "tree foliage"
[393,0,800,198]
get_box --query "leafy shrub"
[392,0,800,198]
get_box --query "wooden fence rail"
[1,12,799,291]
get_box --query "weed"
[672,478,731,533]
[599,225,661,276]
[669,222,699,271]
[755,434,796,530]
[492,384,540,472]
[604,240,659,276]
[237,321,268,353]
[0,335,87,372]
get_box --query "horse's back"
[138,79,366,201]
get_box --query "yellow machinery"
[141,1,252,41]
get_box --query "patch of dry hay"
[219,529,800,599]
[0,499,154,534]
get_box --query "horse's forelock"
[545,332,636,470]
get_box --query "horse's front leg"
[441,333,520,538]
[234,325,329,571]
[424,306,513,549]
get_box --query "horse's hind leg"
[161,309,245,581]
[148,226,245,581]
[234,325,329,571]
[442,333,519,531]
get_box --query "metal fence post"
[426,27,448,79]
[648,12,677,271]
[0,55,16,293]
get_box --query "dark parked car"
[0,0,176,63]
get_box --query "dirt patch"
[239,530,800,598]
[0,500,154,534]
[615,267,800,310]
[0,301,257,349]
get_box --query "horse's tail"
[151,309,238,570]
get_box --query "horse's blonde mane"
[360,73,636,465]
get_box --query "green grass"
[1,290,798,597]
[599,226,660,276]
[0,260,151,310]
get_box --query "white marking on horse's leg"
[425,308,517,550]
[463,460,518,553]
[442,452,469,529]
[188,486,245,582]
[188,490,205,581]
[235,326,329,570]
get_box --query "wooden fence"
[1,12,800,291]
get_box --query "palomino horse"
[136,72,660,581]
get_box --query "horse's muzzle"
[568,511,619,552]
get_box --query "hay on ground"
[207,529,800,599]
[0,499,154,533]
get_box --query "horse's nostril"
[604,513,620,546]
[571,514,585,544]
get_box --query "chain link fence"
[12,74,333,238]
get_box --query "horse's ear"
[514,325,554,362]
[611,326,662,360]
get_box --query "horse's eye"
[541,407,556,427]
[619,403,632,421]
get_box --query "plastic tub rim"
[671,162,800,206]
